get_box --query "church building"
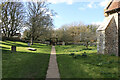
[97,0,120,56]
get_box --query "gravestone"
[97,0,120,56]
[28,42,30,46]
[62,41,65,45]
[28,48,37,51]
[11,45,16,52]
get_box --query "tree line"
[54,23,99,48]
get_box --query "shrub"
[69,53,75,56]
[110,53,116,56]
[82,52,87,57]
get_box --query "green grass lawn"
[0,40,51,78]
[55,45,119,78]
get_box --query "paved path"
[46,46,60,79]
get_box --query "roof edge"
[105,7,120,13]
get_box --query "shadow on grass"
[2,48,50,54]
[30,44,50,48]
[1,41,50,48]
[1,46,10,50]
[2,49,50,78]
[1,42,29,47]
[56,53,119,78]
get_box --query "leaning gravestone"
[11,45,16,52]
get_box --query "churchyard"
[1,40,119,78]
[1,0,120,79]
[1,40,51,78]
[56,45,119,78]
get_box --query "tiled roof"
[107,0,120,11]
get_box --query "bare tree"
[1,2,24,38]
[26,1,55,45]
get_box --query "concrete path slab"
[46,46,60,80]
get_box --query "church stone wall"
[118,13,120,55]
[97,31,105,54]
[105,16,118,55]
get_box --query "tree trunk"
[31,37,33,45]
[86,42,89,49]
[8,31,10,38]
